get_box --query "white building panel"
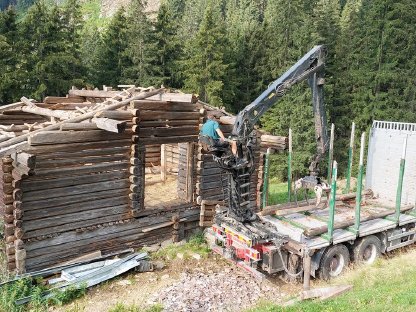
[366,121,416,205]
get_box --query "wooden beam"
[11,152,36,169]
[21,97,78,120]
[92,117,127,133]
[0,102,24,113]
[28,130,128,145]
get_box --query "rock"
[161,274,170,280]
[160,238,173,248]
[152,260,165,270]
[142,243,161,253]
[174,239,187,246]
[192,253,201,260]
[176,253,184,259]
[116,279,132,286]
[148,269,280,311]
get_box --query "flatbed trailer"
[206,199,416,289]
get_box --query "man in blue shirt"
[201,113,237,155]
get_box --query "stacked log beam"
[199,200,220,227]
[130,145,145,212]
[2,156,16,271]
[130,99,202,145]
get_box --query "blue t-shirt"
[201,119,220,140]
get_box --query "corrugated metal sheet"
[366,120,416,205]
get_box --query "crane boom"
[210,45,329,223]
[232,45,328,175]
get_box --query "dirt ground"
[51,254,300,312]
[144,173,185,209]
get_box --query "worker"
[201,113,237,156]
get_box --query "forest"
[0,0,415,178]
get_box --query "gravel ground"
[148,267,282,312]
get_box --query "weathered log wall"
[0,90,271,273]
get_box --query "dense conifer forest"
[1,0,415,178]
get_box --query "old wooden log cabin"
[0,87,287,273]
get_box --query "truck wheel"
[318,244,350,280]
[352,235,381,264]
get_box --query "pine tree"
[122,0,159,87]
[61,0,85,86]
[154,3,182,88]
[95,8,129,87]
[183,0,228,107]
[0,7,19,104]
[224,0,268,111]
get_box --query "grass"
[246,248,416,312]
[268,180,315,206]
[0,277,87,312]
[152,232,211,260]
[108,303,163,312]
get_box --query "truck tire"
[352,235,381,264]
[318,244,350,280]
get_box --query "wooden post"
[186,143,194,203]
[344,122,355,194]
[303,252,312,291]
[354,132,365,233]
[288,128,292,203]
[160,144,166,182]
[327,123,335,182]
[262,148,271,208]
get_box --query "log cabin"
[0,86,287,273]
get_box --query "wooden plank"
[26,139,131,155]
[29,130,129,145]
[21,171,129,192]
[130,101,198,111]
[139,111,200,121]
[35,146,129,160]
[91,117,127,133]
[60,123,99,131]
[22,188,128,210]
[0,102,24,112]
[44,96,85,104]
[35,154,127,169]
[95,111,133,120]
[33,161,129,178]
[138,135,198,145]
[23,204,130,232]
[23,212,132,239]
[22,179,130,202]
[21,100,78,119]
[135,120,198,128]
[138,126,198,137]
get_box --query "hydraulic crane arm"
[232,45,328,174]
[211,45,329,223]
